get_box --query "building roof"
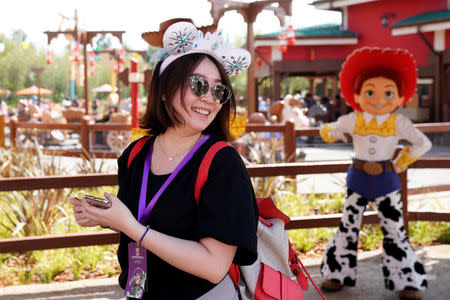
[391,9,450,28]
[256,24,358,39]
[311,0,378,9]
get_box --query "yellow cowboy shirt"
[322,112,431,164]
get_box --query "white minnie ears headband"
[149,21,251,76]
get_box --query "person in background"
[319,47,431,300]
[71,97,79,108]
[71,19,258,299]
[95,105,119,123]
[92,98,100,115]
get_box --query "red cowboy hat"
[141,18,216,47]
[339,47,417,111]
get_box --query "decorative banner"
[76,63,84,87]
[70,62,76,81]
[229,106,247,139]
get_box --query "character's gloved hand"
[328,130,348,143]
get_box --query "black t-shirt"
[116,135,258,299]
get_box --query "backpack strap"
[127,136,151,168]
[289,242,327,300]
[193,141,242,290]
[194,141,230,204]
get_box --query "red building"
[254,0,450,122]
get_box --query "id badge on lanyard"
[124,135,210,298]
[125,243,147,298]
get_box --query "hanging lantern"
[89,51,96,75]
[279,32,287,53]
[287,25,296,46]
[119,49,126,65]
[255,56,263,67]
[74,41,81,63]
[113,61,119,74]
[46,50,53,65]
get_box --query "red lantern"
[73,42,81,63]
[287,25,296,46]
[255,57,263,67]
[46,50,52,65]
[119,49,126,65]
[114,61,119,74]
[279,32,287,53]
[89,51,96,75]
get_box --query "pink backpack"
[128,138,326,300]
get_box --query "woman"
[319,47,431,300]
[71,20,258,299]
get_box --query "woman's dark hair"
[139,53,235,141]
[353,68,404,97]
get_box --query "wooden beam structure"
[44,10,124,115]
[208,0,293,113]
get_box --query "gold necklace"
[157,135,201,161]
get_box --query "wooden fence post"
[9,118,16,147]
[80,116,91,156]
[284,121,296,162]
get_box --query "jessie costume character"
[319,47,431,300]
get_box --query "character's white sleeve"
[330,112,357,134]
[396,114,432,158]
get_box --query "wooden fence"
[5,118,450,161]
[0,121,449,253]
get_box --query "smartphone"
[83,194,112,209]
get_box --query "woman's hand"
[81,192,137,232]
[70,197,99,227]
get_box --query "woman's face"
[171,57,224,134]
[354,76,404,115]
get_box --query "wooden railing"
[0,121,449,253]
[0,157,449,253]
[6,119,450,161]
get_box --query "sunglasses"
[190,75,232,105]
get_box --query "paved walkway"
[0,245,448,300]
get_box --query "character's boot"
[399,289,421,300]
[321,279,342,292]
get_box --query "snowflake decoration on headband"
[150,48,169,67]
[159,21,251,76]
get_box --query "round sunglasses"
[190,75,232,105]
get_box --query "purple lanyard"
[137,135,210,225]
